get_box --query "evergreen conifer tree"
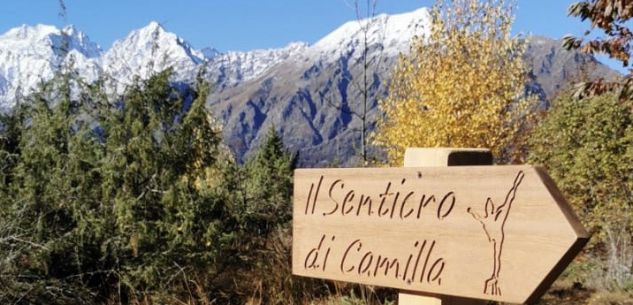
[243,127,295,229]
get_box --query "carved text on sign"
[303,234,445,286]
[292,166,589,304]
[303,174,456,221]
[298,170,528,291]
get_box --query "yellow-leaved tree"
[373,0,538,164]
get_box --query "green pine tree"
[243,127,295,231]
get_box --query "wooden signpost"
[292,148,589,304]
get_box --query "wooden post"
[403,148,492,167]
[399,148,492,305]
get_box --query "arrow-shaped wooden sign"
[292,166,589,304]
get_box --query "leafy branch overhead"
[563,0,633,99]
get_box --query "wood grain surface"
[292,165,589,304]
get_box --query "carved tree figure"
[467,171,525,296]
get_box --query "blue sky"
[0,1,621,71]
[0,1,589,50]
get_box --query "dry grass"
[587,291,633,305]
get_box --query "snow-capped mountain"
[0,24,102,109]
[0,8,432,109]
[205,8,618,165]
[312,7,430,59]
[101,21,205,87]
[0,7,619,165]
[201,47,221,60]
[205,9,433,163]
[0,20,313,106]
[205,42,309,87]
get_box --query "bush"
[0,71,233,304]
[0,71,324,304]
[528,93,633,291]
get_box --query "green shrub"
[529,93,633,291]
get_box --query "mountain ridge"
[0,8,621,165]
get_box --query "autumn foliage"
[564,0,633,99]
[565,0,633,67]
[373,0,538,164]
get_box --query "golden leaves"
[373,0,537,164]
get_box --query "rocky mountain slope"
[0,7,620,165]
[207,8,433,165]
[205,10,619,166]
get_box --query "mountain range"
[0,7,620,165]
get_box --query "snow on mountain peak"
[146,21,163,31]
[0,24,102,109]
[59,25,103,57]
[101,21,206,86]
[2,24,58,42]
[206,41,309,84]
[0,24,102,57]
[0,7,436,108]
[313,7,430,58]
[201,47,221,60]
